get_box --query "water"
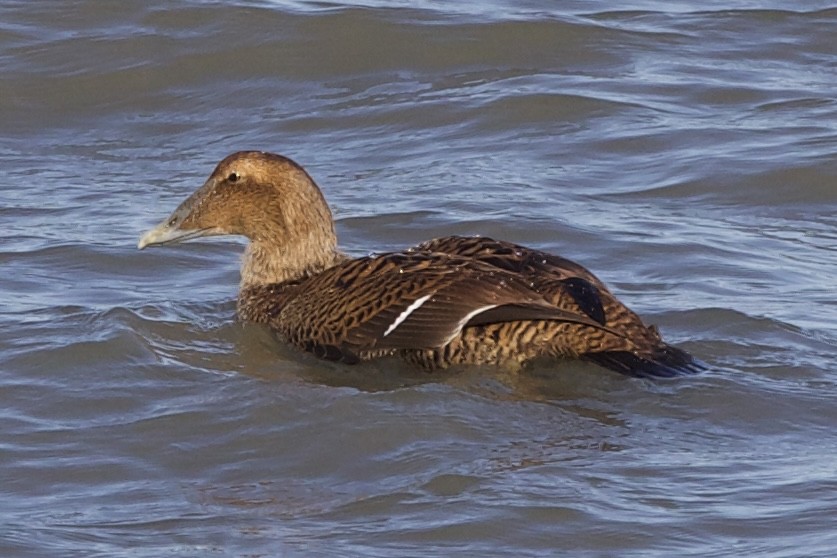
[1,1,835,556]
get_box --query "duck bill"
[137,218,210,249]
[138,177,225,250]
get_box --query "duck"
[138,151,703,378]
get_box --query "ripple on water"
[1,1,836,557]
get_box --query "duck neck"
[240,229,346,288]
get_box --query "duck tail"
[584,344,705,379]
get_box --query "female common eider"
[138,151,702,378]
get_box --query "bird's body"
[139,151,702,378]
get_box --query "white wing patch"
[444,304,499,344]
[457,305,499,330]
[383,294,432,337]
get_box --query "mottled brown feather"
[260,252,619,359]
[140,151,703,378]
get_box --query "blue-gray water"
[1,1,836,556]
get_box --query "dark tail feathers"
[585,344,705,379]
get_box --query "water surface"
[1,1,835,556]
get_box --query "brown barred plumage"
[139,151,703,378]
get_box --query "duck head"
[138,151,341,284]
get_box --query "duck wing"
[414,236,704,377]
[273,251,616,359]
[412,236,611,325]
[413,235,609,287]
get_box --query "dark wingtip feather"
[585,344,705,379]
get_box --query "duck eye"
[227,172,239,183]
